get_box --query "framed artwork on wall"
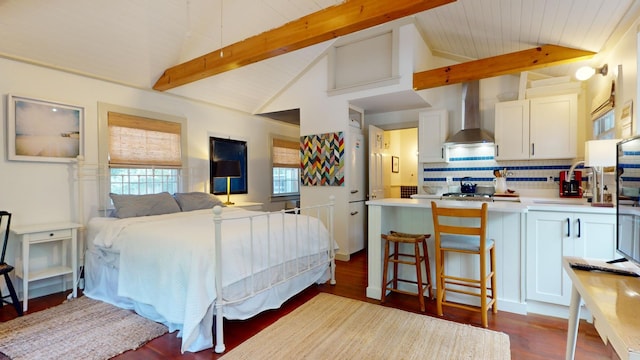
[209,136,248,195]
[392,156,399,173]
[300,132,344,186]
[7,94,84,163]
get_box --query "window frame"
[270,134,300,200]
[98,103,188,206]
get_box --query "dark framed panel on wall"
[209,137,248,195]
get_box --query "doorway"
[384,128,418,198]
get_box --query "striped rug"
[221,293,511,359]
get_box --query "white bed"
[83,203,336,353]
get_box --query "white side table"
[230,202,264,211]
[11,222,82,311]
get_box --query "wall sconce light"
[575,64,608,81]
[214,160,241,205]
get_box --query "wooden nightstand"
[11,222,82,311]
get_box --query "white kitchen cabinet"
[529,94,577,159]
[418,109,448,163]
[494,94,577,160]
[526,211,615,306]
[494,100,529,160]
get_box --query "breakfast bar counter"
[366,197,616,317]
[366,198,528,314]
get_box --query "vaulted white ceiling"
[0,0,638,116]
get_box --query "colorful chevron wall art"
[300,132,344,186]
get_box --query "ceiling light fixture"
[575,64,608,81]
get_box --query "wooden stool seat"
[381,231,433,312]
[431,201,497,328]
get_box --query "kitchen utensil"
[460,177,477,193]
[494,178,507,193]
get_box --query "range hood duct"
[445,81,494,145]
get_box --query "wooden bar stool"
[381,231,432,311]
[430,201,496,328]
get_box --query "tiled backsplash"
[421,145,585,194]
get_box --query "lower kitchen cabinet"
[526,211,616,306]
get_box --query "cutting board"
[493,193,519,198]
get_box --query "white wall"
[0,57,299,297]
[263,23,432,259]
[588,18,639,138]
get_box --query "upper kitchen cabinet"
[530,94,577,159]
[418,109,448,163]
[495,100,530,160]
[495,94,577,160]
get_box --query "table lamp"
[585,139,618,205]
[214,160,241,205]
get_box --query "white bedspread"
[89,207,331,353]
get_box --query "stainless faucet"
[567,160,584,183]
[567,160,598,200]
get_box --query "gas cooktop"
[441,193,494,202]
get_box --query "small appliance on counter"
[559,170,582,198]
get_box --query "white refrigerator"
[348,132,366,254]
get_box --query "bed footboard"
[212,196,336,353]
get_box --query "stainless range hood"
[444,81,494,145]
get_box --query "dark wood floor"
[1,250,617,359]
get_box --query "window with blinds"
[108,112,182,167]
[272,137,300,196]
[591,81,615,140]
[107,111,183,195]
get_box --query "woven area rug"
[221,293,511,359]
[0,296,167,360]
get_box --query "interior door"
[368,124,385,200]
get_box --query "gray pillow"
[109,192,182,218]
[174,192,226,211]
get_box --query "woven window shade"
[273,138,299,168]
[108,112,182,167]
[591,81,615,120]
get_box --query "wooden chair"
[430,202,496,327]
[0,211,22,316]
[381,231,432,311]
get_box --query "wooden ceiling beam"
[413,45,596,90]
[153,0,455,91]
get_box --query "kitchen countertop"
[368,196,616,214]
